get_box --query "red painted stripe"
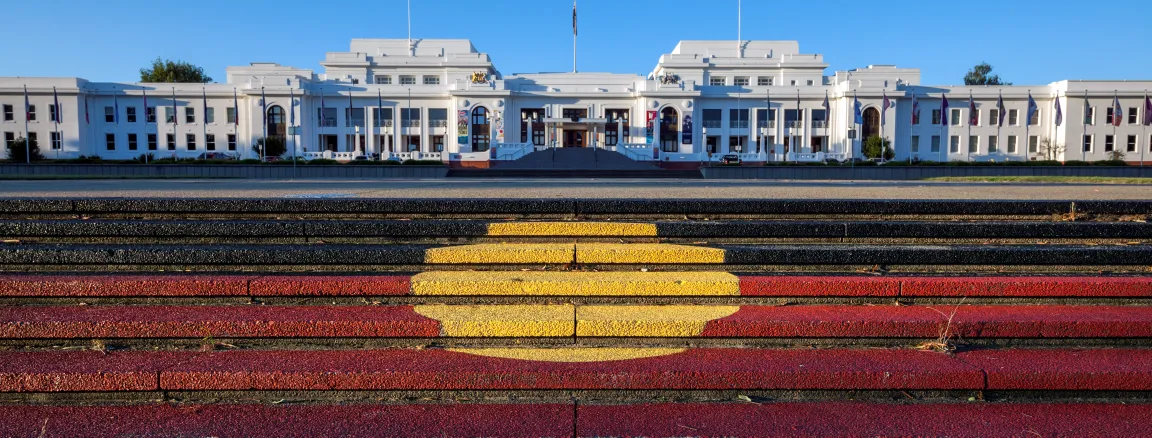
[959,349,1152,391]
[0,351,191,392]
[0,306,441,339]
[0,275,251,297]
[700,305,1152,338]
[577,402,1152,437]
[738,276,900,297]
[158,348,980,391]
[0,403,574,437]
[248,275,411,296]
[901,276,1152,297]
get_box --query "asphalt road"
[1,179,1150,200]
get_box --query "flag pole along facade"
[2,38,1152,166]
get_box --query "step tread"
[5,348,1151,392]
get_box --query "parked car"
[353,155,370,161]
[720,154,742,165]
[263,156,282,163]
[196,152,238,161]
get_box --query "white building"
[3,39,1151,166]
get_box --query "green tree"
[253,137,287,158]
[964,62,1011,86]
[139,58,213,83]
[5,137,45,163]
[1035,137,1066,161]
[1106,150,1126,162]
[862,136,895,160]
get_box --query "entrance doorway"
[564,129,587,147]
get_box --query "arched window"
[471,107,490,151]
[659,107,679,152]
[267,106,286,138]
[862,107,880,140]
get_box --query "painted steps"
[1,198,1150,435]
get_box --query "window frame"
[185,107,195,124]
[423,75,441,85]
[50,131,63,150]
[910,135,920,153]
[206,133,217,151]
[709,77,726,87]
[1008,109,1019,126]
[105,133,116,151]
[399,75,417,85]
[227,134,237,151]
[968,135,979,154]
[757,77,773,86]
[1007,135,1018,154]
[186,133,197,151]
[126,106,137,123]
[127,133,138,151]
[375,76,392,85]
[147,133,158,151]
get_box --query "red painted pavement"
[248,275,411,296]
[0,305,441,339]
[738,276,900,297]
[0,403,574,437]
[959,349,1152,391]
[577,402,1152,437]
[901,276,1152,297]
[701,305,1152,338]
[158,348,981,391]
[0,275,251,297]
[0,351,193,392]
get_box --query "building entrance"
[563,129,588,147]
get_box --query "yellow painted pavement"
[486,222,658,237]
[414,304,575,337]
[411,271,741,296]
[576,243,726,264]
[423,244,574,264]
[576,305,741,337]
[448,347,687,362]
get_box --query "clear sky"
[2,0,1150,87]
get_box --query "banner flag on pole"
[52,87,61,123]
[853,94,863,125]
[1027,92,1038,127]
[114,92,120,124]
[84,92,90,124]
[172,87,178,126]
[1144,93,1152,126]
[142,89,148,123]
[996,92,1006,127]
[940,93,949,126]
[1055,95,1063,127]
[202,88,208,125]
[1112,93,1123,127]
[24,85,32,122]
[881,91,890,126]
[969,92,978,126]
[911,93,919,125]
[573,1,577,36]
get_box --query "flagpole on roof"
[737,0,742,58]
[23,85,30,163]
[1082,92,1088,162]
[407,0,413,57]
[572,0,578,73]
[1142,89,1148,166]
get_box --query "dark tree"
[5,137,45,163]
[964,63,1011,86]
[140,58,213,83]
[253,137,287,158]
[862,136,895,160]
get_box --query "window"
[1082,135,1092,152]
[757,77,773,86]
[1007,136,1018,153]
[1008,109,1019,126]
[345,108,365,127]
[205,108,215,124]
[166,107,176,124]
[105,106,115,123]
[186,134,197,150]
[734,77,750,86]
[401,108,421,127]
[910,136,920,153]
[969,135,979,153]
[126,107,137,123]
[105,133,115,151]
[930,135,940,153]
[471,107,490,151]
[931,109,941,125]
[970,109,980,126]
[2,105,12,121]
[27,132,36,145]
[127,133,138,151]
[989,135,998,153]
[432,135,444,152]
[317,108,337,127]
[806,80,814,86]
[729,109,749,128]
[375,76,392,85]
[950,109,961,126]
[1029,136,1039,153]
[226,107,237,124]
[27,106,35,121]
[206,134,216,151]
[949,135,960,153]
[351,79,360,85]
[227,134,237,151]
[423,75,440,85]
[374,108,394,127]
[400,76,416,85]
[403,135,421,152]
[988,109,999,126]
[1029,108,1040,126]
[756,108,776,128]
[702,109,722,129]
[1085,107,1095,125]
[146,107,156,123]
[4,132,14,148]
[147,134,158,150]
[729,135,747,153]
[1104,135,1114,152]
[166,134,176,150]
[50,105,59,123]
[185,107,195,124]
[790,80,797,86]
[1129,108,1139,125]
[1128,135,1137,152]
[1106,108,1116,125]
[428,108,448,128]
[710,77,726,86]
[50,132,63,150]
[706,136,720,154]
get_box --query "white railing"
[616,143,658,161]
[301,151,358,161]
[757,121,776,129]
[493,142,535,161]
[823,152,848,161]
[786,121,804,129]
[730,121,749,129]
[784,152,846,162]
[811,121,828,129]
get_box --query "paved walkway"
[1,179,1150,199]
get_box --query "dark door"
[564,130,587,147]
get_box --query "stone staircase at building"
[0,198,1151,436]
[450,148,702,178]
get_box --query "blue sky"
[2,0,1150,86]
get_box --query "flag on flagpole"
[171,87,178,126]
[996,92,1006,127]
[24,86,32,122]
[202,88,208,125]
[1112,93,1123,127]
[1055,95,1064,127]
[821,91,830,115]
[232,88,239,128]
[261,86,268,130]
[572,1,577,36]
[1026,93,1038,127]
[911,93,920,125]
[84,92,90,124]
[1144,93,1152,126]
[114,92,120,124]
[142,89,148,123]
[53,87,61,123]
[968,92,978,126]
[941,93,950,126]
[881,91,890,126]
[347,88,354,127]
[853,94,863,125]
[289,86,295,127]
[1083,94,1090,125]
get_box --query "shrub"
[305,159,340,165]
[862,136,895,160]
[238,159,263,164]
[252,137,287,158]
[5,137,45,162]
[402,159,446,166]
